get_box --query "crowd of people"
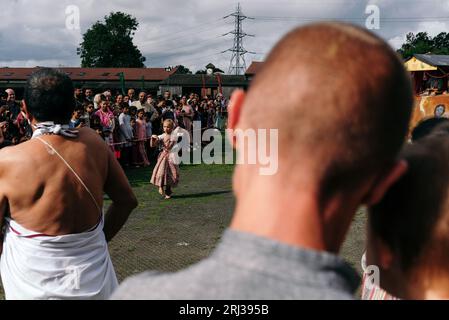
[0,89,32,148]
[2,22,449,301]
[0,87,228,168]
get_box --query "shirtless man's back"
[0,127,135,237]
[0,68,137,300]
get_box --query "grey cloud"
[0,0,449,71]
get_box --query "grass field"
[0,160,366,299]
[110,162,366,287]
[108,163,236,281]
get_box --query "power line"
[252,16,449,22]
[222,3,256,75]
[148,36,228,60]
[141,20,228,49]
[148,34,226,54]
[141,18,223,43]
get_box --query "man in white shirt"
[132,91,158,122]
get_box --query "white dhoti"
[0,216,118,299]
[0,129,119,300]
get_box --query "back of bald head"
[241,22,413,190]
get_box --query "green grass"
[0,156,366,298]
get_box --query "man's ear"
[227,89,246,131]
[227,90,246,148]
[364,159,408,206]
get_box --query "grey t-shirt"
[111,229,360,300]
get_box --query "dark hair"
[411,117,449,142]
[370,128,449,273]
[74,104,84,112]
[24,68,75,123]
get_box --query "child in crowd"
[144,113,153,161]
[134,109,150,167]
[69,106,84,129]
[129,106,138,119]
[150,119,179,199]
[130,117,140,167]
[214,106,225,130]
[83,102,95,128]
[363,123,449,300]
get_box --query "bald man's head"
[239,22,413,193]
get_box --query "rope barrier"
[107,136,152,146]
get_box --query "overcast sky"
[1,0,448,72]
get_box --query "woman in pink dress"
[150,119,179,199]
[95,99,115,153]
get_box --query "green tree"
[432,32,449,55]
[77,12,146,67]
[174,65,192,74]
[398,32,449,60]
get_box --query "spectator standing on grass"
[123,95,130,105]
[181,96,193,140]
[69,105,85,129]
[214,106,225,130]
[163,90,173,106]
[93,93,102,110]
[95,97,116,152]
[118,104,134,167]
[83,102,95,128]
[112,22,413,300]
[133,91,158,123]
[84,88,94,104]
[74,87,84,110]
[135,109,150,167]
[5,89,20,121]
[144,113,153,161]
[114,94,124,112]
[127,88,136,106]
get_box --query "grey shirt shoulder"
[111,229,360,300]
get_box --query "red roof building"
[0,67,178,95]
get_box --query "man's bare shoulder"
[0,142,37,182]
[0,141,31,163]
[78,127,109,149]
[0,128,108,166]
